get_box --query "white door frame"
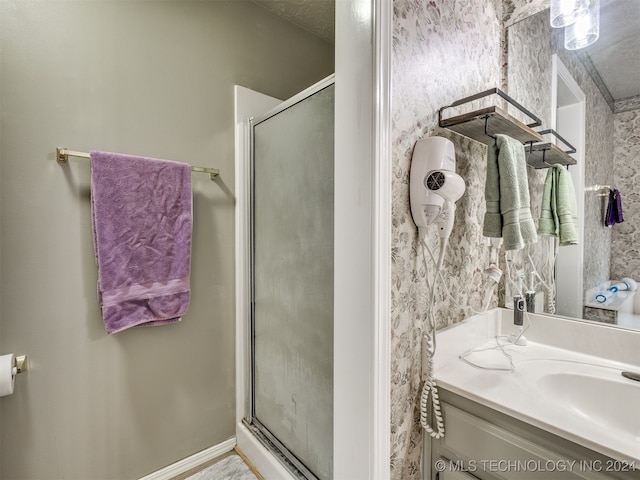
[333,0,392,478]
[551,54,586,318]
[234,86,289,479]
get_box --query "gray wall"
[0,1,333,478]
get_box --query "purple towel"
[90,151,192,334]
[605,188,624,227]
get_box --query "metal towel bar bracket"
[56,147,220,180]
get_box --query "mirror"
[507,0,640,331]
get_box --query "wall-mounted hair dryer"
[410,136,466,269]
[412,137,466,440]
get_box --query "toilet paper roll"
[0,354,16,397]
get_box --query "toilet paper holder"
[14,355,28,374]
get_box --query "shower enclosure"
[246,76,334,480]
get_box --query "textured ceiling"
[252,0,335,44]
[584,0,640,100]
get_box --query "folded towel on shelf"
[90,151,192,334]
[538,164,578,245]
[483,134,537,251]
[605,188,624,227]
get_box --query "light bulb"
[565,0,600,50]
[550,0,589,28]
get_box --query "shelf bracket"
[439,88,542,128]
[536,129,577,154]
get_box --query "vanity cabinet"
[429,390,638,480]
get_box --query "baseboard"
[138,437,236,480]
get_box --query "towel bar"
[586,184,613,197]
[56,147,220,180]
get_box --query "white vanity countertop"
[434,309,640,464]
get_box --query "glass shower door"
[249,77,334,480]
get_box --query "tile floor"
[185,454,259,480]
[172,450,262,480]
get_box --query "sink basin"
[513,359,640,443]
[433,308,640,463]
[538,372,640,434]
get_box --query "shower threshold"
[242,419,319,480]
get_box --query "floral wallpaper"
[611,105,640,279]
[615,96,640,114]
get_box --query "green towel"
[538,164,578,245]
[483,134,537,251]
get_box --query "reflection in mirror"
[507,1,640,331]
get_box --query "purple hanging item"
[614,188,624,223]
[90,151,193,334]
[605,188,624,227]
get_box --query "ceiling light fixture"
[564,0,600,50]
[550,0,589,28]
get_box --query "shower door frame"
[246,75,335,480]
